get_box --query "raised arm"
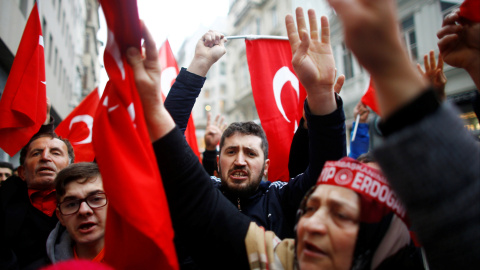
[126,23,250,269]
[281,8,346,221]
[164,31,226,134]
[328,0,480,268]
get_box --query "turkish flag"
[55,88,100,162]
[246,39,307,182]
[0,3,46,156]
[460,0,480,22]
[93,1,178,269]
[159,40,201,162]
[360,78,381,116]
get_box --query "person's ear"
[17,166,26,181]
[263,159,270,177]
[56,208,65,226]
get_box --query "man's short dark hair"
[0,161,14,171]
[219,121,269,159]
[55,162,100,201]
[19,132,75,165]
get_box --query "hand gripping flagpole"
[226,35,288,41]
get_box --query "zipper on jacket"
[237,198,242,211]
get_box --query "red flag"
[159,40,201,162]
[0,3,46,156]
[55,88,100,162]
[93,1,178,269]
[360,78,381,116]
[460,0,480,22]
[246,39,307,182]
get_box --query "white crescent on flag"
[273,66,300,123]
[69,115,93,145]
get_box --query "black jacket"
[0,176,57,270]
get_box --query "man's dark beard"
[219,165,265,198]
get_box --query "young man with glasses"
[46,162,108,263]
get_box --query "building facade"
[0,0,101,164]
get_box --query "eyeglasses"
[58,192,108,216]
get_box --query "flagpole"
[351,114,360,142]
[226,35,288,41]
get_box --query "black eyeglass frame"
[57,192,108,216]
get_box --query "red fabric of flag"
[55,88,100,162]
[159,40,201,162]
[93,1,178,269]
[360,78,381,116]
[0,3,46,156]
[246,39,307,182]
[460,0,480,22]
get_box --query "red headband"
[317,157,408,225]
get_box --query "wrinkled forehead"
[28,136,68,153]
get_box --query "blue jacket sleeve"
[164,68,205,135]
[348,122,369,159]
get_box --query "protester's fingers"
[295,30,311,62]
[295,7,308,38]
[437,24,462,39]
[429,50,436,71]
[442,9,460,27]
[437,34,459,53]
[320,16,330,44]
[423,54,430,72]
[206,112,212,126]
[437,53,444,70]
[308,9,319,41]
[334,74,345,94]
[417,63,425,77]
[286,14,300,54]
[214,114,220,126]
[218,115,225,128]
[141,21,158,64]
[126,47,146,77]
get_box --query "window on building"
[42,18,47,40]
[54,48,58,74]
[85,33,90,53]
[48,35,53,65]
[82,66,88,90]
[220,62,226,75]
[220,84,226,95]
[65,25,69,45]
[62,12,66,34]
[342,43,354,80]
[57,0,62,21]
[52,0,55,7]
[401,15,418,62]
[19,0,29,18]
[87,2,92,22]
[204,89,210,98]
[271,6,278,29]
[59,60,63,84]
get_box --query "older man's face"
[19,136,70,190]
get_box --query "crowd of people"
[0,0,479,269]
